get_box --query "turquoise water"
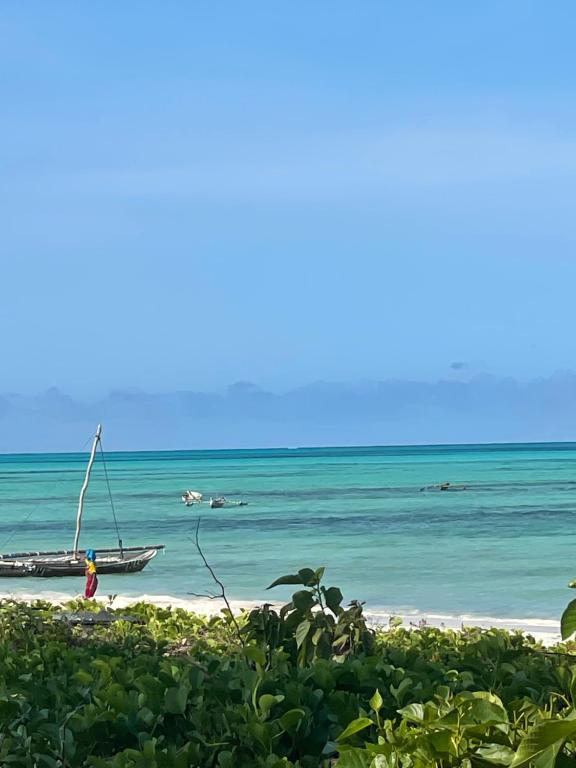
[0,443,575,621]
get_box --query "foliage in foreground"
[0,570,575,767]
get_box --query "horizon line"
[2,437,576,459]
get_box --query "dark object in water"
[209,497,249,508]
[419,482,468,492]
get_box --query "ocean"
[0,443,575,624]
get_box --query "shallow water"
[0,443,575,621]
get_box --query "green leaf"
[475,743,516,765]
[399,702,425,723]
[292,590,316,612]
[312,627,323,646]
[435,685,451,701]
[323,586,343,615]
[459,697,508,725]
[298,568,317,586]
[561,599,576,640]
[73,669,93,685]
[267,573,304,589]
[335,749,371,767]
[244,645,266,666]
[312,660,335,690]
[390,676,413,705]
[164,684,189,715]
[315,566,326,582]
[295,620,311,649]
[337,717,374,741]
[218,751,235,768]
[259,694,284,717]
[369,689,383,714]
[533,745,564,768]
[279,708,306,730]
[510,718,576,767]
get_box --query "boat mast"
[73,424,102,559]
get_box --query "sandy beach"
[1,589,561,646]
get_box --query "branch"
[189,592,219,600]
[190,518,244,646]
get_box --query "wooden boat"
[0,546,160,577]
[0,425,164,578]
[208,497,248,509]
[419,482,468,492]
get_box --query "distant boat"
[181,493,248,509]
[209,497,248,508]
[182,490,203,506]
[419,482,468,492]
[0,425,164,578]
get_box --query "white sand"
[0,589,562,646]
[364,609,561,646]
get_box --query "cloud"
[2,373,576,451]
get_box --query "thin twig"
[190,518,245,646]
[189,592,220,600]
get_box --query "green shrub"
[0,572,573,766]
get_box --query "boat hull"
[0,548,159,578]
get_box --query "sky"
[2,2,576,407]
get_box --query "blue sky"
[2,1,576,397]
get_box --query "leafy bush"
[0,572,574,766]
[243,567,374,665]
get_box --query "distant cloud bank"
[2,372,576,453]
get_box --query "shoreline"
[0,589,562,646]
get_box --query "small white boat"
[182,490,203,506]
